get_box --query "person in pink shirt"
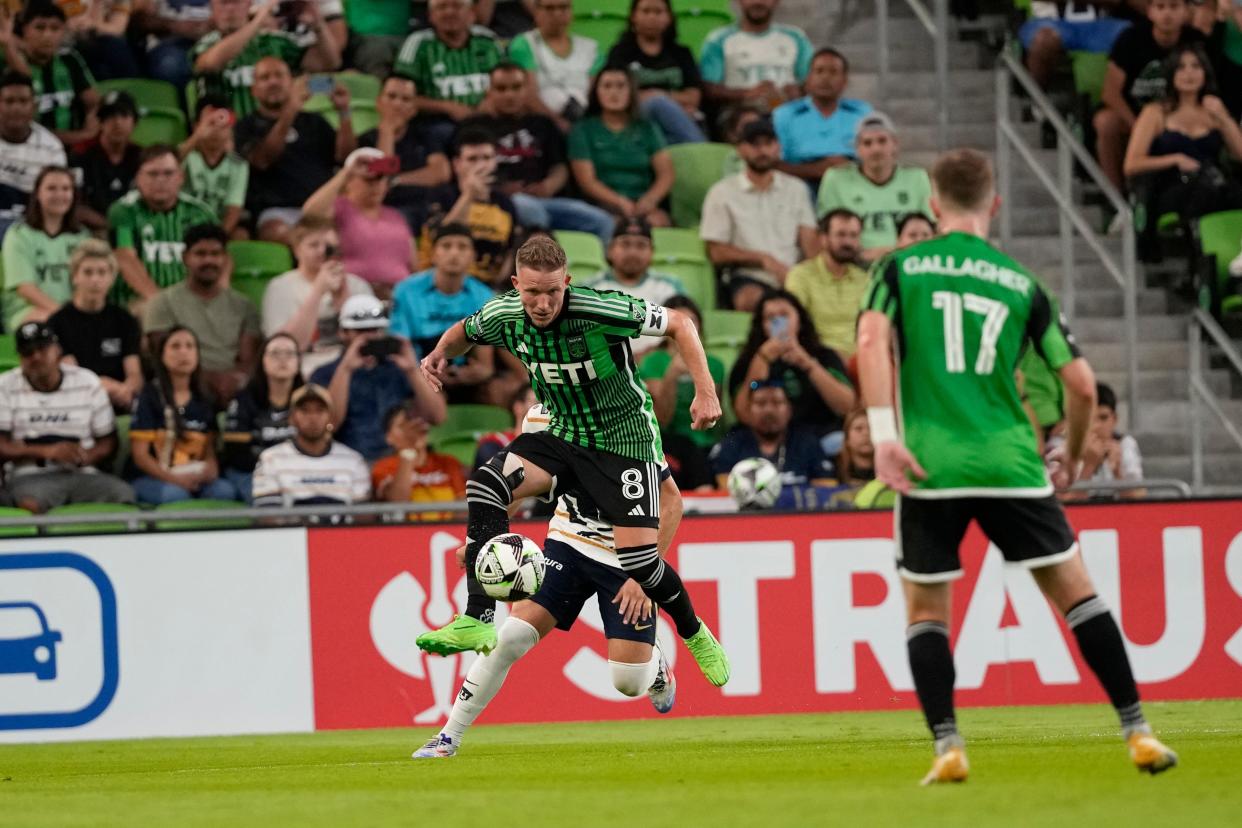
[301,147,416,299]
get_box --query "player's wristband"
[867,406,899,444]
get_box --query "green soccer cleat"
[416,615,497,656]
[683,620,730,687]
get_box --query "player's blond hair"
[515,233,568,273]
[931,148,995,213]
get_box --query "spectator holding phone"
[180,96,249,237]
[191,0,341,118]
[301,146,416,298]
[308,294,446,462]
[263,215,374,375]
[372,403,466,519]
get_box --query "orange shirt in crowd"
[371,451,467,521]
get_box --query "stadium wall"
[3,502,1242,743]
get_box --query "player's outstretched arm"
[1052,357,1098,490]
[857,310,926,494]
[420,321,474,393]
[664,309,721,430]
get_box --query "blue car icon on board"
[0,601,63,681]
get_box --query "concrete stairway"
[780,0,1242,487]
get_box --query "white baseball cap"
[339,294,389,330]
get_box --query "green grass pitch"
[3,700,1240,827]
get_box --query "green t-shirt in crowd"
[190,30,304,117]
[346,0,411,36]
[638,348,726,448]
[817,164,932,251]
[567,117,666,201]
[785,255,871,357]
[862,231,1079,496]
[29,49,95,133]
[394,27,502,106]
[107,190,217,304]
[182,151,250,220]
[2,222,92,330]
[143,281,262,373]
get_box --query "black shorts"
[528,539,657,644]
[508,432,661,529]
[896,495,1078,583]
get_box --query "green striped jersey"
[106,190,218,304]
[190,31,304,117]
[394,27,502,106]
[862,231,1080,497]
[30,49,95,132]
[464,285,668,463]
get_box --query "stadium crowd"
[0,0,1157,521]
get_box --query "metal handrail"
[0,500,469,532]
[876,0,949,150]
[1188,308,1242,489]
[1067,478,1192,498]
[995,50,1140,431]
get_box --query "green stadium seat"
[853,479,897,509]
[232,276,270,309]
[1196,210,1242,315]
[132,108,188,147]
[574,0,630,15]
[436,435,482,470]
[185,80,198,119]
[667,142,733,228]
[671,0,732,13]
[321,105,379,134]
[676,9,732,60]
[229,240,294,280]
[652,226,708,262]
[556,230,607,278]
[153,499,252,531]
[332,71,382,103]
[1070,50,1109,107]
[0,333,17,372]
[44,502,141,535]
[704,309,752,347]
[658,260,716,312]
[96,78,180,112]
[0,506,36,537]
[441,404,513,436]
[570,13,628,52]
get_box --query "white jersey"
[0,363,114,478]
[252,439,371,507]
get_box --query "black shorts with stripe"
[896,495,1078,583]
[528,539,657,643]
[508,432,661,529]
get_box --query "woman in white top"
[508,0,603,130]
[261,215,374,377]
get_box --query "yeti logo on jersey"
[641,304,670,336]
[567,334,587,359]
[530,360,598,384]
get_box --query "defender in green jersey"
[417,235,730,687]
[108,146,217,306]
[857,149,1176,784]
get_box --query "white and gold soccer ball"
[475,534,547,601]
[727,457,782,510]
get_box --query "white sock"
[442,617,539,743]
[609,649,660,697]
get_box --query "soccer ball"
[727,457,782,510]
[475,534,547,601]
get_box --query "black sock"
[462,465,516,624]
[617,543,700,639]
[1066,595,1147,734]
[907,621,960,750]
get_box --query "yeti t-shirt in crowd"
[234,111,336,214]
[1109,20,1205,113]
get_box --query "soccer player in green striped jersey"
[107,145,217,307]
[191,0,341,118]
[856,148,1176,784]
[417,235,731,687]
